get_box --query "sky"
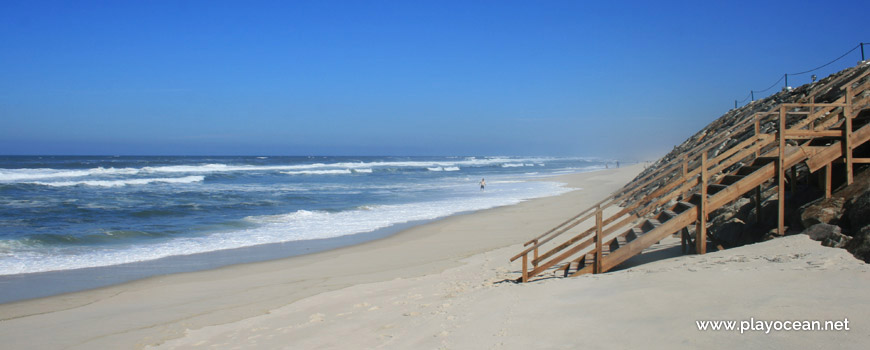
[1,0,868,159]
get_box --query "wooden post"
[754,114,762,157]
[755,186,763,225]
[778,105,786,235]
[522,253,528,283]
[696,152,707,255]
[681,155,688,178]
[825,163,832,199]
[532,240,539,267]
[845,86,854,185]
[594,208,603,274]
[681,229,686,254]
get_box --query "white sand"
[3,164,868,349]
[154,235,870,350]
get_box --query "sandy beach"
[0,166,638,348]
[2,163,868,349]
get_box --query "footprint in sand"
[309,313,325,323]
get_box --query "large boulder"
[845,226,870,263]
[805,223,841,241]
[846,191,870,230]
[800,197,845,228]
[709,218,747,247]
[804,223,852,248]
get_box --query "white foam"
[0,167,139,181]
[281,169,353,175]
[0,180,573,275]
[443,166,460,171]
[0,157,567,182]
[502,163,525,167]
[28,176,205,187]
[353,168,373,173]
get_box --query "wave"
[0,157,567,181]
[281,169,353,175]
[427,166,461,172]
[28,176,205,188]
[0,167,140,181]
[0,180,573,275]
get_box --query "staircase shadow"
[609,239,684,272]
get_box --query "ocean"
[0,155,604,301]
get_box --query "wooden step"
[808,137,840,146]
[720,175,744,185]
[672,201,695,213]
[656,209,678,222]
[609,237,624,252]
[563,261,581,277]
[641,219,661,232]
[736,165,762,176]
[751,157,778,166]
[688,193,707,206]
[707,184,729,195]
[625,227,642,242]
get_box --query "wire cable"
[788,44,860,76]
[734,43,863,108]
[752,75,785,94]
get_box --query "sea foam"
[29,176,205,187]
[0,179,572,275]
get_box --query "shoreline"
[0,166,591,304]
[0,165,644,349]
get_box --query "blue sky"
[1,0,867,159]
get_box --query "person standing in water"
[479,178,486,191]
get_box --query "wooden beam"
[681,227,688,254]
[594,209,602,274]
[696,152,707,255]
[785,130,843,138]
[533,240,538,267]
[853,158,870,164]
[778,106,786,235]
[682,156,688,178]
[755,186,763,224]
[845,86,854,185]
[755,114,761,157]
[825,163,832,199]
[522,253,528,283]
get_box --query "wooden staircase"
[511,62,870,282]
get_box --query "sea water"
[0,156,603,299]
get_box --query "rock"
[845,226,870,263]
[709,218,747,247]
[733,197,754,221]
[709,207,735,227]
[803,223,851,248]
[800,197,845,228]
[804,223,841,241]
[846,190,870,230]
[823,233,852,249]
